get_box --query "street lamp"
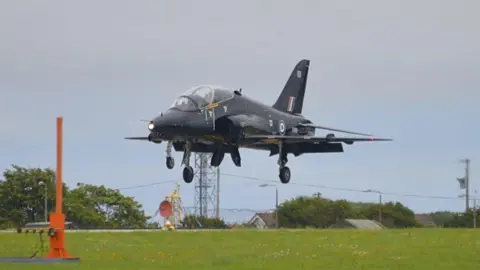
[259,184,279,229]
[24,186,33,222]
[363,189,382,224]
[38,181,48,223]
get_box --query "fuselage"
[148,90,315,147]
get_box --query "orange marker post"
[45,117,73,259]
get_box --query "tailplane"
[272,59,310,114]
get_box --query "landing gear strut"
[165,141,175,169]
[181,141,194,183]
[277,141,290,184]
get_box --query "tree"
[181,214,227,229]
[0,165,58,227]
[278,196,361,228]
[438,209,480,228]
[0,165,150,229]
[64,184,150,229]
[276,195,419,228]
[359,202,419,228]
[430,211,458,227]
[146,221,160,229]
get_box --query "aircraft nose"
[149,110,187,132]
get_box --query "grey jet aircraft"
[126,59,392,184]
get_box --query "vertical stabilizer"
[272,59,310,114]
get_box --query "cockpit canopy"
[170,85,234,111]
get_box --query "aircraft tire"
[166,157,175,169]
[279,166,291,184]
[183,166,194,183]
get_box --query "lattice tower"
[193,153,220,218]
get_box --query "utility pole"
[465,159,470,211]
[364,189,382,224]
[275,187,278,229]
[43,182,47,222]
[259,184,279,229]
[474,190,477,229]
[458,159,470,212]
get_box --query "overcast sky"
[1,0,479,221]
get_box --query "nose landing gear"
[165,142,175,169]
[164,141,194,183]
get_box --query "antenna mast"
[193,153,219,218]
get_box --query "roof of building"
[247,212,276,228]
[329,219,386,230]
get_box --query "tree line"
[275,195,479,228]
[0,165,149,229]
[1,165,478,229]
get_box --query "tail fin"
[272,59,310,114]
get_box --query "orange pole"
[56,117,63,214]
[45,116,74,259]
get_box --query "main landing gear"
[181,141,194,183]
[165,140,291,184]
[277,141,291,184]
[164,141,194,183]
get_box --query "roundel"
[159,200,172,218]
[278,120,286,135]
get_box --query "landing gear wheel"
[166,157,175,169]
[182,166,194,183]
[279,166,291,184]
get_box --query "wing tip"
[124,136,149,140]
[371,137,393,141]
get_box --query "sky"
[1,0,479,223]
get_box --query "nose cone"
[149,109,194,136]
[148,108,212,137]
[154,110,185,128]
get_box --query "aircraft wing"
[242,134,392,145]
[298,123,373,136]
[125,136,150,140]
[124,136,163,144]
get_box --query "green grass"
[0,229,479,269]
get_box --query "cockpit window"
[180,85,214,107]
[170,85,234,111]
[170,96,198,111]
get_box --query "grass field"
[0,229,479,269]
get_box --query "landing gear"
[230,146,241,167]
[277,141,290,184]
[181,141,193,184]
[166,157,175,169]
[165,141,174,169]
[182,166,194,183]
[211,145,226,167]
[279,167,291,184]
